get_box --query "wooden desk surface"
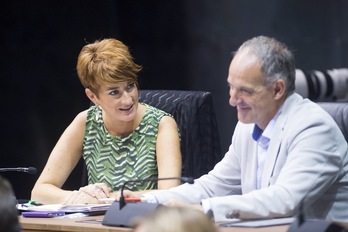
[20,215,131,232]
[20,215,290,232]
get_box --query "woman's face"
[94,81,139,123]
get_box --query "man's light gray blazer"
[150,93,348,222]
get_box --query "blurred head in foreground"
[133,206,218,232]
[0,176,21,232]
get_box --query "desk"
[20,215,130,232]
[20,215,290,232]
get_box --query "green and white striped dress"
[82,103,171,191]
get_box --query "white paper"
[17,203,110,213]
[219,217,295,227]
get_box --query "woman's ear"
[85,88,99,105]
[273,79,285,100]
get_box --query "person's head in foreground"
[133,206,218,232]
[0,176,21,232]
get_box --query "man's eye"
[240,89,252,95]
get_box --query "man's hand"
[164,199,203,211]
[113,190,143,200]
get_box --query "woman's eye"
[109,90,119,96]
[127,83,136,91]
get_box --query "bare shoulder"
[159,115,178,128]
[74,110,88,124]
[66,110,89,131]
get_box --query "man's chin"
[237,116,253,124]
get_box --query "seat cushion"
[317,102,348,142]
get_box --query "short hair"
[0,176,21,232]
[134,206,218,232]
[76,38,142,94]
[235,36,296,96]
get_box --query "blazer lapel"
[260,94,300,188]
[260,127,283,188]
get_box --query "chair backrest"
[81,90,222,186]
[317,102,348,142]
[138,90,222,178]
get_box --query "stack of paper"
[18,203,110,214]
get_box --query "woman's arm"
[155,115,182,189]
[31,111,98,204]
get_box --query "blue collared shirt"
[252,111,281,189]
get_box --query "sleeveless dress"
[82,103,172,191]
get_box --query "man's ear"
[274,79,285,100]
[85,88,99,105]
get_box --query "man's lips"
[237,105,250,111]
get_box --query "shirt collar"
[252,125,263,141]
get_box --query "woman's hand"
[63,190,100,205]
[63,183,112,204]
[78,183,111,199]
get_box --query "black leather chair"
[81,90,222,186]
[317,102,348,142]
[138,90,222,179]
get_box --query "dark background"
[1,0,348,200]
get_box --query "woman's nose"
[121,91,132,104]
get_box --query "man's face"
[227,51,280,130]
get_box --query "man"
[127,36,348,222]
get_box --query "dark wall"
[1,0,347,200]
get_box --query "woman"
[31,38,182,204]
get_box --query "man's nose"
[229,89,238,107]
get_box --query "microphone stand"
[119,177,193,210]
[287,200,346,232]
[102,176,194,227]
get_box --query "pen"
[124,197,142,202]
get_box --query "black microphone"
[288,199,346,232]
[0,167,37,174]
[102,176,194,228]
[119,176,194,210]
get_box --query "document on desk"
[219,217,295,227]
[18,203,111,214]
